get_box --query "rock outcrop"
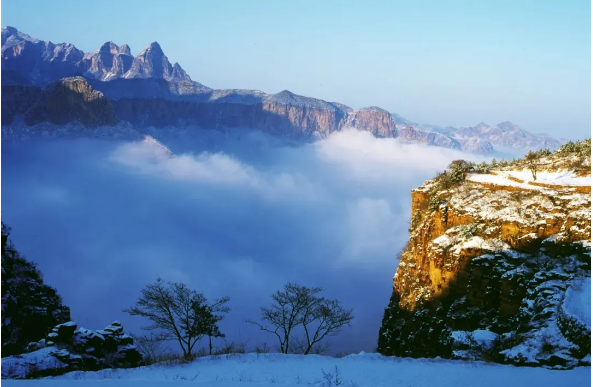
[378,143,591,369]
[1,222,71,357]
[2,77,116,128]
[82,41,134,81]
[396,125,462,151]
[342,107,396,138]
[124,42,192,82]
[2,321,142,378]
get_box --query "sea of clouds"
[1,127,480,353]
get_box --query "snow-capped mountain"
[1,26,565,155]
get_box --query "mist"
[1,128,477,354]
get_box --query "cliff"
[1,77,116,128]
[378,141,591,369]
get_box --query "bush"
[474,161,490,174]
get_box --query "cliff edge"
[378,140,591,369]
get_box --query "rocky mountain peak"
[99,41,119,55]
[474,122,492,132]
[119,43,131,55]
[496,121,522,133]
[1,26,39,49]
[124,41,191,82]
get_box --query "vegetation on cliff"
[1,222,71,356]
[378,139,591,369]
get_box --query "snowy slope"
[563,277,591,328]
[2,353,591,386]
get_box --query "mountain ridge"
[1,26,565,154]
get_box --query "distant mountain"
[1,26,565,155]
[391,112,564,154]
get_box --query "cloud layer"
[1,128,475,353]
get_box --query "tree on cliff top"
[124,278,230,358]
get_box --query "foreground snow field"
[2,353,590,386]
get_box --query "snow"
[451,329,498,346]
[467,173,545,191]
[507,170,591,187]
[468,170,591,190]
[2,353,590,386]
[563,277,591,328]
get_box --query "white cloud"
[1,129,470,353]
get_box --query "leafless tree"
[123,278,230,358]
[132,332,169,363]
[247,283,353,354]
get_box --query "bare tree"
[132,332,169,364]
[247,283,353,354]
[123,278,230,358]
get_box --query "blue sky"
[2,0,591,138]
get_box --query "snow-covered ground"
[468,170,591,190]
[506,170,591,186]
[563,277,592,328]
[2,353,590,386]
[468,172,545,190]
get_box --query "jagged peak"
[1,25,40,49]
[99,41,119,54]
[119,44,131,55]
[2,26,19,34]
[139,41,164,56]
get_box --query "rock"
[377,150,591,368]
[55,321,77,342]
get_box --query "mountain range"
[1,27,563,155]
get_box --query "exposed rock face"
[1,222,71,357]
[451,121,563,152]
[342,107,396,137]
[396,125,462,151]
[2,321,142,378]
[2,77,116,128]
[124,42,191,82]
[1,26,84,83]
[82,41,134,81]
[1,27,193,85]
[108,89,350,138]
[378,150,591,369]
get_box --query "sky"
[1,0,591,139]
[1,129,479,354]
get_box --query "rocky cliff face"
[396,125,462,150]
[1,77,116,128]
[1,27,84,83]
[378,144,591,369]
[342,107,396,138]
[82,41,134,81]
